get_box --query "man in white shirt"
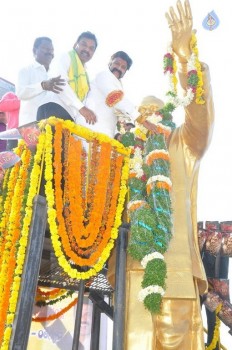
[37,31,98,125]
[78,51,137,138]
[17,37,65,126]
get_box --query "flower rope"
[36,287,66,299]
[32,297,78,322]
[43,119,130,280]
[35,288,74,307]
[125,111,175,314]
[163,32,205,107]
[205,303,222,350]
[119,33,204,314]
[0,134,45,349]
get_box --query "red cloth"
[0,92,20,129]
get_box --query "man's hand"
[79,106,97,125]
[41,75,66,93]
[142,120,159,134]
[165,0,193,62]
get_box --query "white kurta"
[77,69,137,138]
[16,61,50,126]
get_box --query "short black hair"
[110,51,133,70]
[126,122,135,128]
[114,133,122,141]
[76,31,98,49]
[33,37,52,53]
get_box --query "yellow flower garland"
[43,120,130,279]
[0,135,45,350]
[205,304,222,350]
[40,117,130,156]
[0,118,130,347]
[190,32,205,105]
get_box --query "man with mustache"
[37,31,98,125]
[78,51,137,138]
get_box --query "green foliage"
[142,259,167,288]
[128,177,146,200]
[188,72,198,86]
[143,293,163,314]
[123,107,176,314]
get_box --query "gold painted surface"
[125,273,205,349]
[108,64,214,349]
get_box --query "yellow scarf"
[68,50,89,102]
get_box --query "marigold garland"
[0,148,30,337]
[32,297,78,322]
[35,288,74,307]
[190,32,205,105]
[0,134,45,349]
[43,119,130,280]
[205,304,222,350]
[42,117,130,156]
[36,287,66,299]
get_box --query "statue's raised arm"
[165,0,193,62]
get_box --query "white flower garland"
[146,175,172,187]
[165,45,198,108]
[138,285,165,302]
[166,82,194,107]
[127,200,147,211]
[129,146,144,178]
[141,252,164,268]
[145,149,169,164]
[146,113,163,125]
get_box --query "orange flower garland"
[0,118,129,347]
[0,145,33,347]
[36,287,65,299]
[32,297,78,322]
[44,119,130,279]
[52,123,125,266]
[74,142,112,247]
[145,150,170,166]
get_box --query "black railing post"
[90,302,101,350]
[11,195,47,350]
[72,279,85,350]
[112,224,129,350]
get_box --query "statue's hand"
[165,0,193,62]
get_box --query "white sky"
[1,0,232,347]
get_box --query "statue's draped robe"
[109,63,215,350]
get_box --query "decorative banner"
[204,290,221,312]
[218,300,232,329]
[0,128,22,140]
[28,294,97,350]
[202,11,220,31]
[208,278,230,301]
[0,151,21,169]
[18,122,41,149]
